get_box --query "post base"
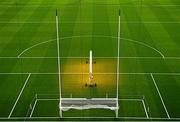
[85,83,97,87]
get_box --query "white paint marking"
[8,74,31,118]
[1,72,180,75]
[141,100,149,118]
[36,98,142,101]
[1,21,180,24]
[1,116,180,120]
[150,73,170,119]
[2,56,180,59]
[17,35,165,58]
[17,39,56,57]
[29,99,37,118]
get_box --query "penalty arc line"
[150,73,170,119]
[16,35,165,59]
[17,39,56,57]
[8,73,31,118]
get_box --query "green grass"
[0,0,180,121]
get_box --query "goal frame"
[56,10,121,118]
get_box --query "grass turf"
[0,0,180,121]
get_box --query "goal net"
[60,98,118,111]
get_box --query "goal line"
[28,97,147,118]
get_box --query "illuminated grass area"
[0,0,180,121]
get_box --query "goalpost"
[55,10,62,118]
[116,9,121,118]
[56,9,121,118]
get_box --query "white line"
[1,72,180,75]
[150,73,170,119]
[8,74,31,118]
[119,99,142,101]
[2,56,180,59]
[37,99,59,101]
[0,116,180,120]
[29,99,37,118]
[0,20,180,24]
[36,98,142,101]
[0,21,180,24]
[141,100,149,118]
[122,38,165,58]
[1,4,180,7]
[0,56,164,59]
[17,39,56,57]
[61,116,146,119]
[7,116,147,119]
[17,35,164,58]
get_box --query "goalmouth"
[55,9,121,118]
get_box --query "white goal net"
[60,98,118,111]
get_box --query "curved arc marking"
[18,35,165,58]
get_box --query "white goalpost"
[116,9,121,118]
[56,9,121,118]
[55,10,62,118]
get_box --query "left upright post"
[56,9,62,118]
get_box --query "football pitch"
[0,0,180,121]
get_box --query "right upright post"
[116,9,121,118]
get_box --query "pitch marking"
[8,74,31,118]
